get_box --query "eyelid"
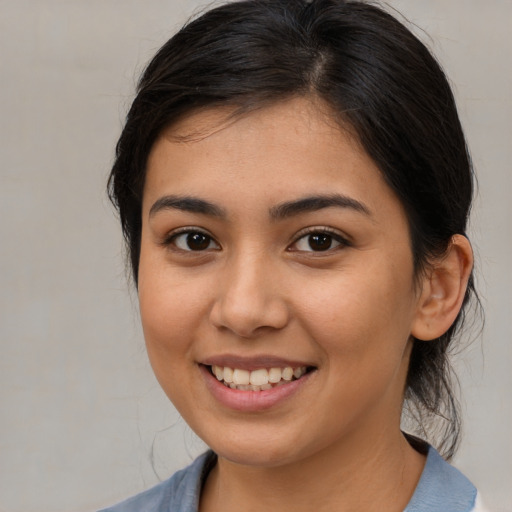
[288,226,351,252]
[162,226,221,251]
[160,225,350,253]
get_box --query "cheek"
[137,250,213,382]
[293,258,416,362]
[139,281,207,354]
[138,279,207,414]
[294,270,415,431]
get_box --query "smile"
[200,361,316,411]
[209,365,309,391]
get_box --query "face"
[138,97,424,468]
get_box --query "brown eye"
[292,230,347,253]
[172,231,219,251]
[307,233,333,251]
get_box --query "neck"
[200,426,426,512]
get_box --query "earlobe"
[411,235,473,341]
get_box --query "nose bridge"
[210,245,288,337]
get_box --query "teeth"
[268,367,282,383]
[223,366,234,383]
[232,369,250,386]
[250,369,269,386]
[211,365,309,391]
[213,365,223,381]
[282,367,293,381]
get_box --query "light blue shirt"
[100,446,478,512]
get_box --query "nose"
[209,252,290,339]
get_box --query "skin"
[138,97,473,512]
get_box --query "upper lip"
[200,355,315,371]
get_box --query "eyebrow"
[149,195,227,218]
[269,194,372,220]
[148,193,371,220]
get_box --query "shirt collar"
[404,445,477,511]
[180,446,476,512]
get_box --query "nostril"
[208,279,290,337]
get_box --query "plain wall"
[0,1,510,511]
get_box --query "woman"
[101,1,486,510]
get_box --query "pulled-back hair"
[108,0,478,460]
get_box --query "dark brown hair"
[108,0,478,459]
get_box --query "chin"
[196,422,317,468]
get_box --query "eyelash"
[162,226,351,254]
[162,227,220,253]
[289,227,351,253]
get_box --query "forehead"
[143,97,403,223]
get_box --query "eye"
[291,229,348,252]
[169,230,220,252]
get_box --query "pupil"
[309,233,332,251]
[187,232,210,250]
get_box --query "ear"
[411,235,473,341]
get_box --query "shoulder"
[98,451,216,512]
[405,446,482,512]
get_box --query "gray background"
[0,1,510,511]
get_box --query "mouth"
[207,364,314,391]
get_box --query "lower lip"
[200,365,314,412]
